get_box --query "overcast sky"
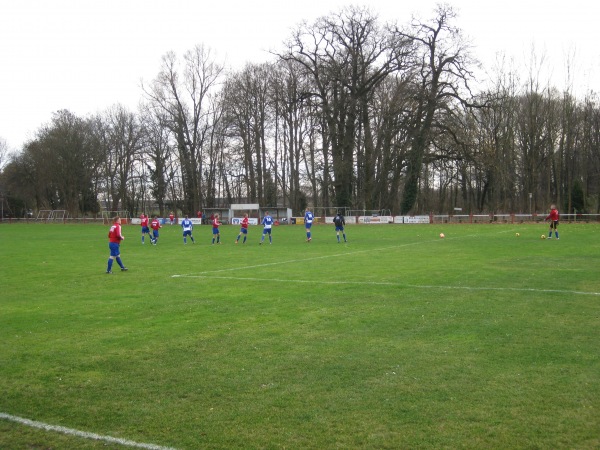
[1,0,597,151]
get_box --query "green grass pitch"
[1,222,599,449]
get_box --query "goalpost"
[313,207,351,218]
[36,210,67,222]
[229,203,261,226]
[102,210,131,225]
[36,210,52,221]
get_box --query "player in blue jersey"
[304,207,314,242]
[260,211,274,245]
[333,211,347,243]
[180,215,195,244]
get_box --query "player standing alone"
[333,211,347,243]
[212,214,222,244]
[304,207,314,242]
[260,211,273,245]
[236,213,249,244]
[545,204,560,239]
[181,215,195,244]
[106,216,128,274]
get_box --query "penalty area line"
[0,412,178,450]
[172,229,505,278]
[173,240,430,277]
[171,275,600,297]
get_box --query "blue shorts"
[153,230,159,238]
[212,227,220,235]
[263,228,272,235]
[141,226,150,233]
[183,230,192,237]
[239,228,248,234]
[109,242,120,257]
[305,222,312,229]
[335,226,344,232]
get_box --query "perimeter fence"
[430,213,600,224]
[1,213,599,225]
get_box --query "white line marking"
[173,275,600,297]
[409,284,600,296]
[171,230,599,297]
[173,240,434,277]
[0,412,178,450]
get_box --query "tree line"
[1,5,598,218]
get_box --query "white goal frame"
[229,203,261,224]
[102,210,131,225]
[36,209,67,222]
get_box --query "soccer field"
[1,222,599,449]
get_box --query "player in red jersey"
[106,216,128,273]
[150,216,161,245]
[545,204,560,239]
[212,214,222,244]
[140,214,150,244]
[235,213,249,244]
[169,211,175,225]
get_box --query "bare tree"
[143,45,224,213]
[97,105,145,213]
[581,93,600,212]
[281,6,409,208]
[270,60,313,211]
[0,137,11,172]
[138,104,177,216]
[397,5,476,214]
[222,63,274,203]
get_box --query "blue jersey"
[181,218,193,231]
[305,211,314,223]
[262,215,274,229]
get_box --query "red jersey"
[546,208,559,221]
[169,213,174,220]
[151,219,161,230]
[108,223,123,243]
[212,217,221,229]
[241,216,249,229]
[140,216,149,227]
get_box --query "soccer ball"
[515,232,520,237]
[439,233,445,239]
[541,234,546,239]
